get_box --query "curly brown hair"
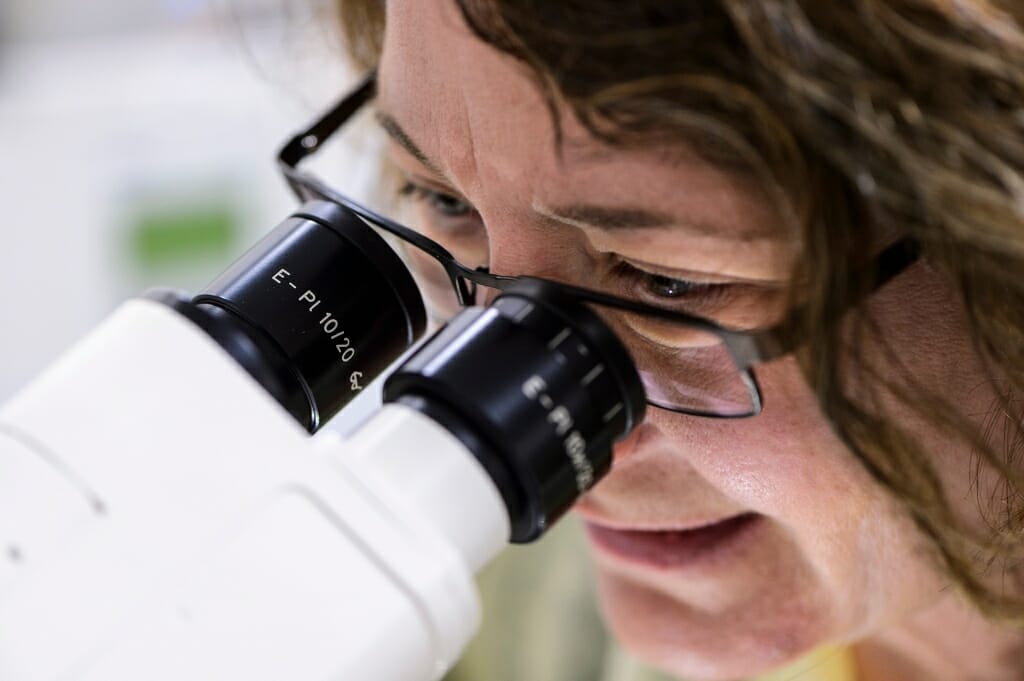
[338,0,1024,622]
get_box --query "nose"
[609,417,666,467]
[473,220,574,308]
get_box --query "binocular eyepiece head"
[153,200,645,542]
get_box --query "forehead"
[377,0,791,257]
[378,1,557,187]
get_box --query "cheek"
[592,536,838,679]
[685,359,892,598]
[662,356,874,522]
[586,354,953,677]
[586,357,920,674]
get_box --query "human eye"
[396,180,489,269]
[610,259,788,335]
[399,182,473,217]
[612,260,731,315]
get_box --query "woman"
[334,1,1024,679]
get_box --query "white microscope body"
[0,297,505,681]
[0,201,642,680]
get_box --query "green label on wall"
[128,204,239,268]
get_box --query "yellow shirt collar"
[753,646,858,681]
[601,644,857,681]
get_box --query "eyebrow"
[375,110,446,177]
[376,110,777,240]
[533,200,783,240]
[533,203,682,231]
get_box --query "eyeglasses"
[277,72,919,418]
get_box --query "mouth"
[583,512,762,571]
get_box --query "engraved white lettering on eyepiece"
[548,327,571,350]
[299,289,318,309]
[564,431,593,491]
[581,364,604,387]
[522,373,594,492]
[512,303,535,323]
[336,335,355,361]
[321,315,340,335]
[313,312,356,362]
[350,372,364,392]
[547,406,573,436]
[603,402,623,423]
[522,375,547,400]
[275,280,361,363]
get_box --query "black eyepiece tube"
[384,279,646,543]
[151,201,426,432]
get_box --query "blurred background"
[0,0,362,403]
[0,5,625,679]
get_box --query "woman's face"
[377,1,985,678]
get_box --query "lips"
[584,513,762,570]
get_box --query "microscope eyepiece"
[151,201,427,432]
[147,201,645,542]
[384,279,646,542]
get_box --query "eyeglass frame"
[276,71,920,419]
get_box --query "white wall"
[0,2,366,404]
[4,0,290,41]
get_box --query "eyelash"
[611,260,730,311]
[398,182,475,218]
[398,180,732,309]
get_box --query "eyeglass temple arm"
[733,237,923,368]
[278,71,377,172]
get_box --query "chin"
[592,567,834,681]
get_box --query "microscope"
[0,200,644,680]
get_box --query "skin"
[375,1,1024,679]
